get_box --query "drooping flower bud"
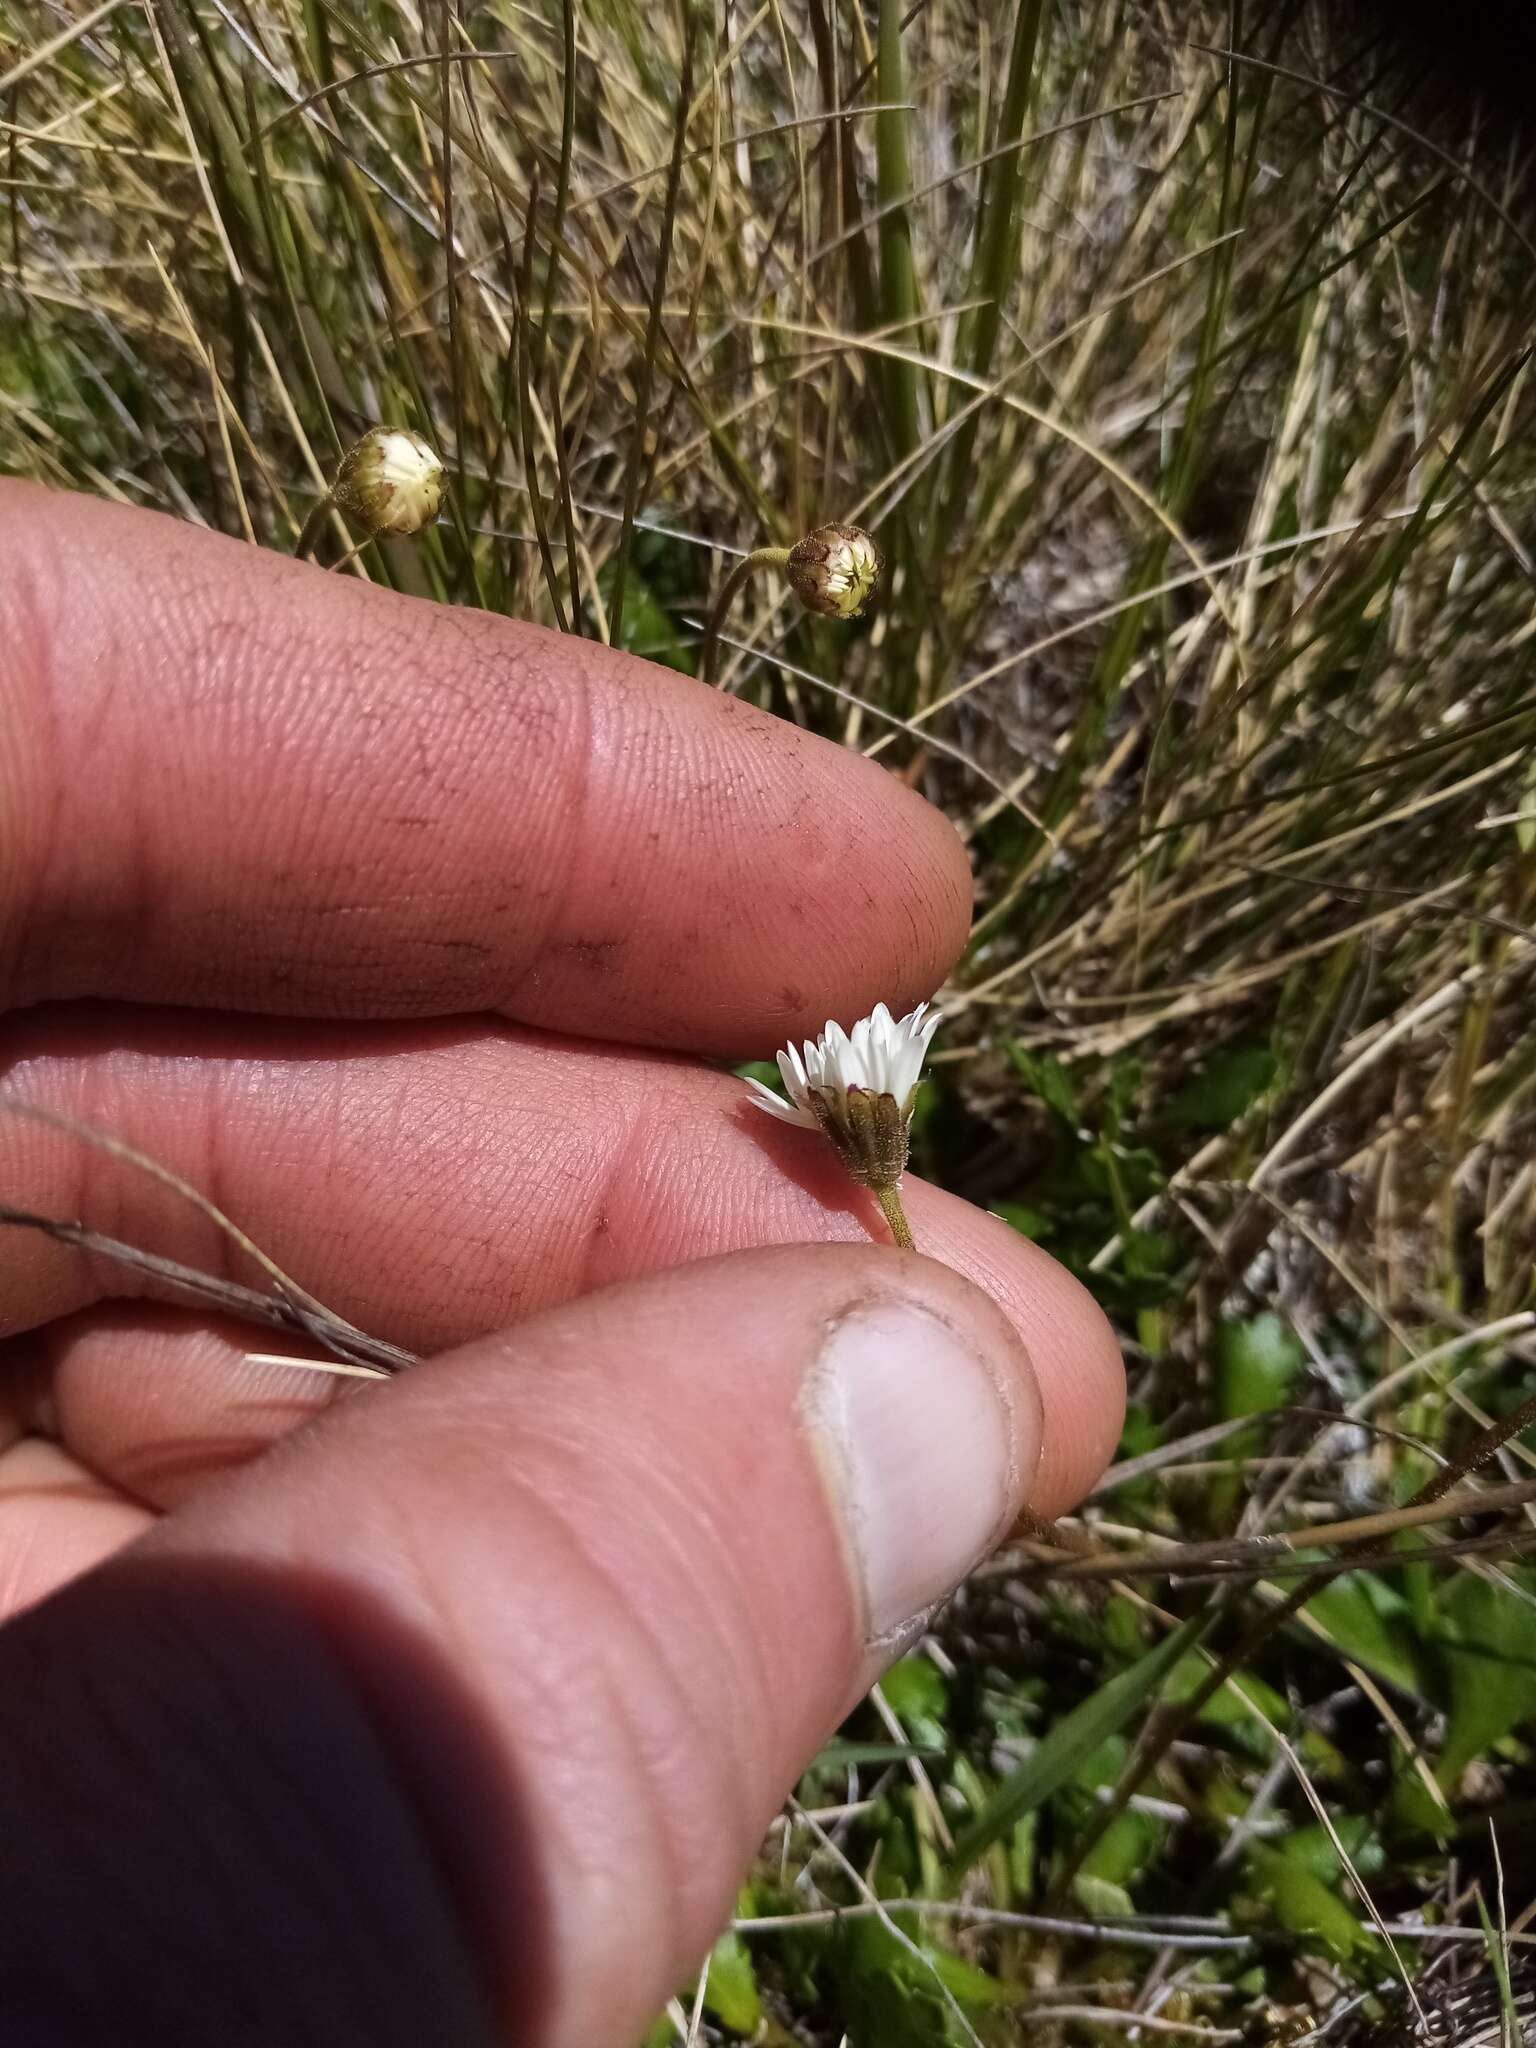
[332,427,444,537]
[785,523,883,620]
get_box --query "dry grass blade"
[0,1206,414,1374]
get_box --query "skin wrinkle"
[507,641,692,1008]
[560,1638,687,2035]
[406,1032,613,1314]
[593,1090,728,1280]
[587,1415,788,1835]
[392,627,591,1005]
[76,594,164,987]
[423,1313,834,1780]
[574,1108,653,1300]
[336,1047,480,1325]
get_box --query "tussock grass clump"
[5,0,1536,2036]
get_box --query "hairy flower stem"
[874,1183,915,1251]
[700,546,790,684]
[295,495,336,563]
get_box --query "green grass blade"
[608,0,695,646]
[874,0,921,461]
[941,0,1043,528]
[948,1609,1214,1875]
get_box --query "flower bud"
[332,427,444,537]
[785,523,883,620]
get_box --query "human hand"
[0,484,1124,2047]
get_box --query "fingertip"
[794,1247,1043,1645]
[556,649,974,1052]
[899,1190,1126,1517]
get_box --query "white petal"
[778,1043,811,1107]
[819,1021,854,1091]
[889,1002,942,1104]
[800,1037,830,1091]
[745,1076,819,1127]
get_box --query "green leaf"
[1165,1045,1278,1130]
[1076,1806,1163,1890]
[1306,1571,1426,1697]
[1437,1574,1536,1783]
[991,1201,1051,1241]
[811,1739,943,1769]
[882,1653,949,1724]
[734,1059,783,1090]
[832,1915,1004,2048]
[1216,1314,1304,1421]
[1246,1844,1376,1962]
[948,1610,1213,1873]
[1280,1816,1384,1885]
[1072,1871,1136,1918]
[1007,1044,1079,1122]
[702,1927,761,2034]
[1163,1652,1290,1735]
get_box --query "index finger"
[0,485,970,1054]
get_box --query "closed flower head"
[785,523,883,620]
[334,426,444,536]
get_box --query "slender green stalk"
[941,0,1044,534]
[515,167,569,633]
[546,352,583,635]
[805,0,878,338]
[437,0,467,548]
[609,0,695,646]
[700,547,790,684]
[295,495,334,561]
[533,0,577,382]
[874,0,921,461]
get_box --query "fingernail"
[801,1297,1023,1643]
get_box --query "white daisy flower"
[748,1001,941,1130]
[746,1001,941,1247]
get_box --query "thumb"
[0,1243,1061,2048]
